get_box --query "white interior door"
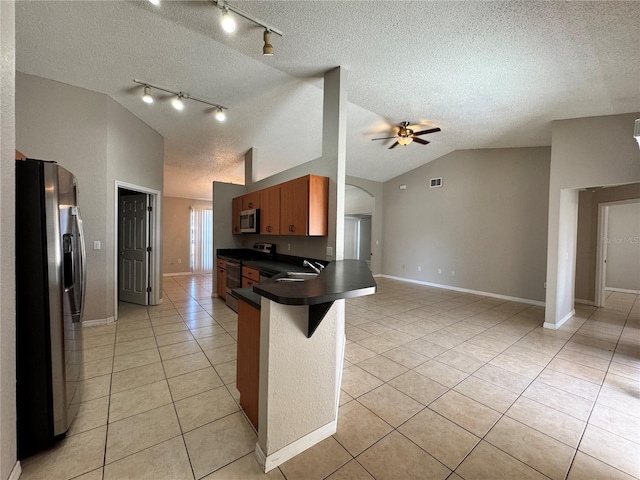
[119,193,149,305]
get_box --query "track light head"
[215,107,226,122]
[142,85,154,104]
[148,0,160,5]
[221,8,236,33]
[263,29,274,56]
[172,94,185,111]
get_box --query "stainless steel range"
[225,242,275,312]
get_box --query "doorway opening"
[344,185,374,267]
[596,198,640,306]
[114,182,162,318]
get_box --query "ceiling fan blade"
[388,142,400,149]
[412,127,442,136]
[372,136,398,141]
[412,137,430,145]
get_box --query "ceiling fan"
[372,121,441,149]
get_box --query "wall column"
[0,1,18,478]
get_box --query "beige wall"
[546,112,640,326]
[575,183,640,302]
[383,147,551,303]
[16,73,164,322]
[0,2,17,478]
[163,196,211,274]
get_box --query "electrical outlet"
[177,259,181,264]
[93,241,101,250]
[326,246,333,256]
[287,243,291,251]
[418,266,421,271]
[437,268,442,274]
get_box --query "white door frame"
[595,198,640,307]
[114,181,162,319]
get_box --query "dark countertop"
[233,287,262,310]
[254,259,376,306]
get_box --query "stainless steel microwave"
[240,209,259,233]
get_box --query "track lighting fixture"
[171,94,185,111]
[142,85,154,104]
[134,80,228,122]
[211,0,283,55]
[215,107,226,122]
[148,0,160,5]
[263,29,274,56]
[221,8,236,33]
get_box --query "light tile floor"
[20,275,640,480]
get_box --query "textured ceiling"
[15,1,640,199]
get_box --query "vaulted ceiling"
[16,1,640,199]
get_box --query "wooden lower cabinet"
[216,258,227,299]
[237,300,260,430]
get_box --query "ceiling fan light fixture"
[397,136,413,146]
[215,107,226,122]
[172,94,185,111]
[221,8,236,33]
[142,85,154,104]
[263,29,274,56]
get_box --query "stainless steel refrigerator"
[15,159,87,458]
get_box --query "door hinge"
[147,246,152,252]
[147,206,152,212]
[146,286,152,293]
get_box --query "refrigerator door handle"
[71,206,87,323]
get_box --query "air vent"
[430,177,442,188]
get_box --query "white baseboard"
[255,419,337,473]
[373,274,384,278]
[605,287,640,294]
[380,275,545,307]
[82,316,116,327]
[543,309,575,330]
[575,298,595,306]
[9,461,21,480]
[162,272,193,277]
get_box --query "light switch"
[93,241,101,250]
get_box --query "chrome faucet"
[303,259,322,274]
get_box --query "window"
[191,207,213,273]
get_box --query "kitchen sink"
[273,272,319,282]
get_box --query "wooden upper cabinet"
[242,192,260,210]
[232,196,243,235]
[280,175,328,236]
[260,186,280,235]
[232,174,328,237]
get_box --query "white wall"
[16,73,164,322]
[606,202,640,291]
[383,147,550,303]
[0,2,17,478]
[231,68,348,264]
[545,112,640,327]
